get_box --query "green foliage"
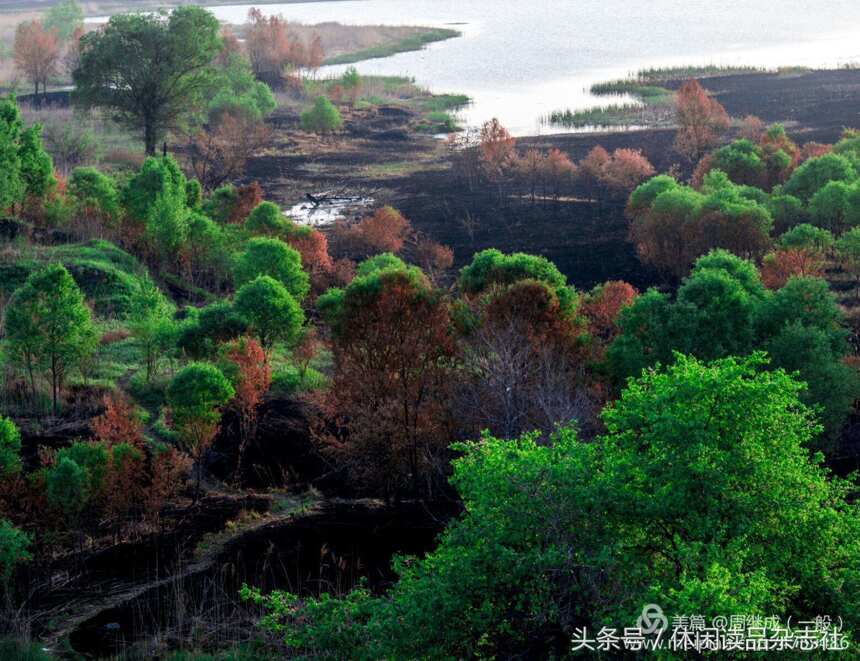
[167,362,234,435]
[763,322,859,440]
[208,52,276,124]
[234,276,304,350]
[0,417,21,478]
[128,278,176,380]
[123,155,187,222]
[778,223,834,252]
[808,180,856,233]
[202,184,237,223]
[0,519,30,584]
[458,248,576,313]
[4,263,97,412]
[46,240,155,317]
[68,167,121,219]
[233,237,309,301]
[606,249,856,440]
[177,301,248,359]
[244,201,288,235]
[300,97,343,134]
[56,441,108,494]
[627,174,679,214]
[689,247,767,298]
[73,7,222,154]
[250,354,860,658]
[0,638,50,661]
[767,193,807,233]
[44,0,83,42]
[18,125,55,199]
[837,226,860,269]
[354,252,408,277]
[187,212,226,277]
[675,265,759,360]
[46,457,89,517]
[709,139,764,185]
[0,97,25,209]
[782,153,857,202]
[185,178,203,209]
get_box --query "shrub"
[300,96,343,134]
[244,201,288,235]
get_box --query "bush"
[300,97,343,134]
[233,237,309,300]
[244,201,288,235]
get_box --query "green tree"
[782,153,857,202]
[300,96,343,134]
[208,50,276,124]
[0,97,24,210]
[0,417,21,478]
[233,237,309,300]
[767,193,807,234]
[166,362,234,498]
[146,192,189,265]
[176,301,248,360]
[234,276,304,352]
[43,0,84,42]
[778,223,834,253]
[186,212,225,286]
[68,167,121,221]
[458,248,577,313]
[837,226,860,296]
[123,155,187,222]
[244,201,288,235]
[128,279,176,382]
[72,7,222,155]
[46,456,89,518]
[0,519,30,586]
[18,124,55,200]
[808,180,855,233]
[763,321,859,446]
[708,138,764,186]
[247,354,860,658]
[4,263,97,414]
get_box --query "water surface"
[123,1,860,134]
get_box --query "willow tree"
[72,7,221,155]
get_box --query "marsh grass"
[324,27,461,65]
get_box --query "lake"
[128,1,860,135]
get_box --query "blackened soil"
[247,69,860,290]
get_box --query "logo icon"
[637,603,668,635]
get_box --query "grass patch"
[303,73,469,133]
[590,80,673,102]
[420,93,471,112]
[324,27,460,65]
[546,105,647,128]
[634,64,766,82]
[0,239,159,318]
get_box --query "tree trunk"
[144,119,156,156]
[51,356,58,416]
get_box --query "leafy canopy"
[246,353,860,659]
[73,7,222,154]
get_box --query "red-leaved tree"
[14,20,61,101]
[673,80,730,162]
[91,395,145,449]
[225,337,271,478]
[760,249,824,289]
[313,270,454,498]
